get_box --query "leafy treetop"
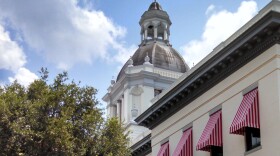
[0,69,131,156]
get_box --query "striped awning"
[172,128,193,156]
[230,88,260,135]
[196,110,222,152]
[157,142,169,156]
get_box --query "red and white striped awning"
[230,88,260,135]
[196,110,222,152]
[157,142,169,156]
[172,128,193,156]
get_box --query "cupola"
[117,1,189,81]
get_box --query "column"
[144,29,148,40]
[164,29,168,40]
[108,103,117,117]
[121,95,125,123]
[154,26,158,39]
[117,99,122,122]
[117,101,120,118]
[113,105,117,117]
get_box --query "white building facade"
[134,0,280,156]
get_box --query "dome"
[116,1,189,81]
[148,2,162,11]
[117,42,189,81]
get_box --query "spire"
[148,1,162,11]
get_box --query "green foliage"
[0,70,131,156]
[98,117,131,156]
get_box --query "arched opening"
[147,25,154,40]
[157,23,165,41]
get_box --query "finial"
[144,52,151,65]
[111,76,115,85]
[128,56,134,67]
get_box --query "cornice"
[140,10,171,25]
[107,70,177,103]
[131,134,152,156]
[135,11,280,129]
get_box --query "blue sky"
[0,0,271,107]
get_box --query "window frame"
[245,127,261,152]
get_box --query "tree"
[98,117,131,156]
[0,70,131,156]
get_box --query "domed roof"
[117,42,189,81]
[148,2,162,11]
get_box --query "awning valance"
[157,142,169,156]
[230,88,260,135]
[196,110,222,152]
[172,128,193,156]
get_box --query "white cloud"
[0,25,26,72]
[0,0,132,69]
[205,4,215,15]
[9,67,38,87]
[0,82,4,88]
[112,44,137,65]
[0,23,37,86]
[181,1,258,66]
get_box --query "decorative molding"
[106,103,117,109]
[130,86,144,96]
[135,11,280,129]
[106,70,177,104]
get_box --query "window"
[245,127,261,151]
[211,146,223,156]
[196,110,223,153]
[229,88,261,153]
